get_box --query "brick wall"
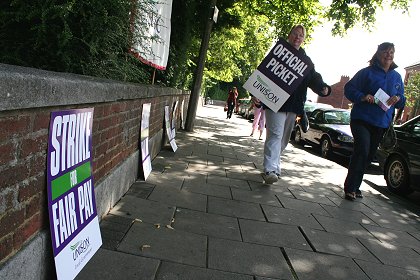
[0,109,50,263]
[403,63,420,121]
[0,64,190,271]
[317,75,350,109]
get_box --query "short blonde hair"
[288,24,306,38]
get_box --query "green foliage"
[202,0,411,101]
[202,2,274,101]
[240,0,411,38]
[155,0,239,89]
[0,0,151,82]
[325,0,410,36]
[0,0,412,91]
[207,87,228,101]
[206,85,250,101]
[405,71,420,116]
[206,2,274,83]
[240,0,322,40]
[153,0,202,88]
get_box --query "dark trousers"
[227,102,235,118]
[344,120,386,193]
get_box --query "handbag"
[379,108,402,150]
[224,105,228,112]
[379,123,396,149]
[300,111,309,133]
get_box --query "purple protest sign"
[47,108,102,280]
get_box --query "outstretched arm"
[309,69,331,97]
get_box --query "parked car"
[304,101,334,115]
[293,108,353,158]
[237,98,253,119]
[237,98,250,115]
[291,102,334,139]
[376,115,420,195]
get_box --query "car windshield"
[304,102,333,113]
[324,111,350,125]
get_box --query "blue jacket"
[344,63,406,128]
[278,48,331,115]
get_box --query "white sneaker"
[263,171,278,184]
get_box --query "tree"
[241,0,411,37]
[205,3,274,83]
[185,0,413,101]
[325,0,410,35]
[202,2,276,100]
[155,0,239,89]
[405,72,420,117]
[0,0,412,90]
[241,0,322,39]
[0,0,158,83]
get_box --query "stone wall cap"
[0,63,189,112]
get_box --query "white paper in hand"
[374,88,391,111]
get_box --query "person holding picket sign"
[262,24,331,184]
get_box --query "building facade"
[316,75,350,109]
[403,61,420,121]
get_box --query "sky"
[305,0,420,88]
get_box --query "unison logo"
[253,75,280,104]
[71,237,90,261]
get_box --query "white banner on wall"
[131,0,173,70]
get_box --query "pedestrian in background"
[263,24,331,184]
[343,42,405,201]
[226,87,238,119]
[249,96,266,140]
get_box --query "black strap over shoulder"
[390,107,404,125]
[395,107,403,122]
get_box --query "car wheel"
[320,137,332,158]
[384,155,413,195]
[294,128,303,145]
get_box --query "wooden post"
[151,68,156,85]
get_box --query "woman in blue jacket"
[343,42,406,200]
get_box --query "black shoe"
[355,191,363,198]
[344,193,356,201]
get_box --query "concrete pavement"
[76,104,420,280]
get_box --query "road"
[291,141,420,209]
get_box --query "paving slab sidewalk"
[77,104,420,280]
